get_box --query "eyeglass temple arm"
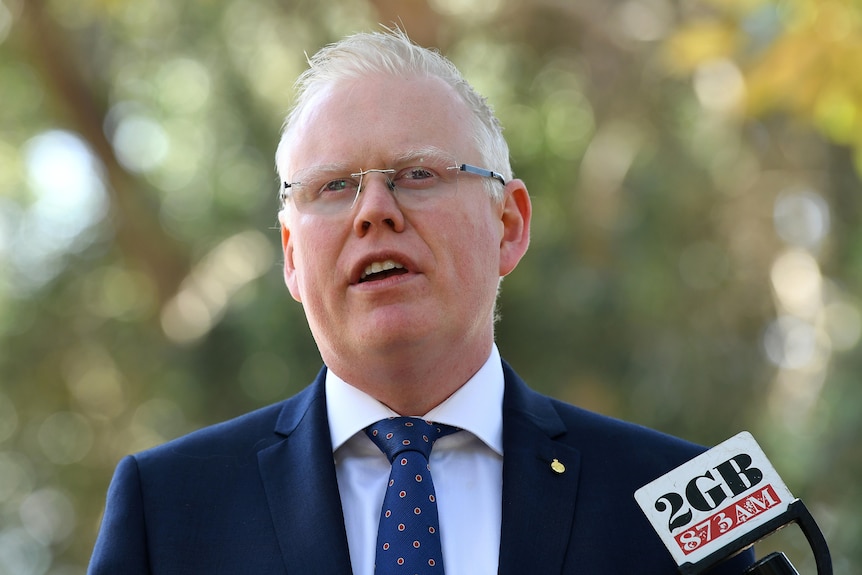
[459,164,506,186]
[279,180,292,202]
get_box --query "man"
[90,29,754,574]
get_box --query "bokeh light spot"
[0,528,52,575]
[694,58,746,113]
[13,130,108,291]
[111,112,169,173]
[770,249,822,317]
[19,488,76,546]
[773,188,830,249]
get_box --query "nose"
[352,171,405,234]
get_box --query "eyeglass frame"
[278,163,507,212]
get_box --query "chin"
[355,315,442,351]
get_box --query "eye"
[318,178,358,196]
[404,167,435,180]
[394,166,439,189]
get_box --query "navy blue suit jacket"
[89,362,754,574]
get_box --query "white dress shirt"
[326,345,504,575]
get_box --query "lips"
[359,259,407,283]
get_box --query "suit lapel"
[258,371,353,574]
[497,363,581,575]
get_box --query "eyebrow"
[391,146,457,166]
[289,147,458,182]
[289,162,353,183]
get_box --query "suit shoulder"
[133,402,278,463]
[504,362,701,450]
[555,398,701,448]
[550,397,708,475]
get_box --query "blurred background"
[1,0,860,572]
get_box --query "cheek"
[287,225,338,300]
[440,217,501,286]
[292,240,327,289]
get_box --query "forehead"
[284,74,477,174]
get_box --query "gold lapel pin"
[550,458,565,474]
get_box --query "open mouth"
[359,259,408,283]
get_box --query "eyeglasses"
[280,162,506,215]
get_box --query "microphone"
[744,551,799,574]
[634,432,832,574]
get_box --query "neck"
[324,337,494,416]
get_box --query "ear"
[278,210,302,303]
[498,179,532,277]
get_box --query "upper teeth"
[362,259,404,279]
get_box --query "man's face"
[278,74,529,370]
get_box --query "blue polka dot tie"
[366,417,459,575]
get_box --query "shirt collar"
[325,344,504,456]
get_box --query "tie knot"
[365,417,458,462]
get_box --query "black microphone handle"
[743,552,798,575]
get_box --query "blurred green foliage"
[0,0,860,573]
